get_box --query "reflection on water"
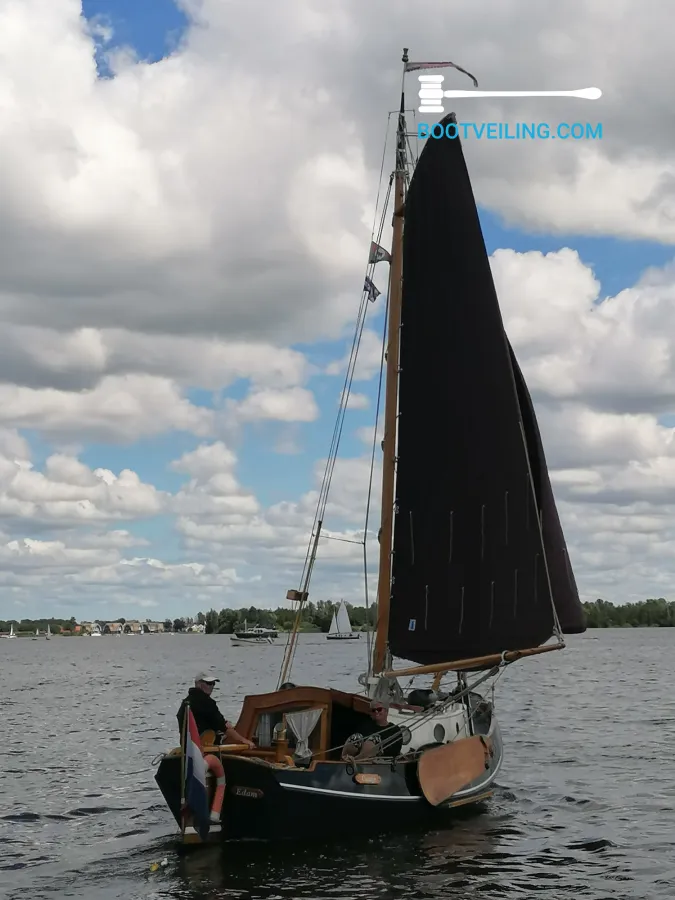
[3,630,675,899]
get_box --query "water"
[1,628,673,899]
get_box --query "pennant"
[369,241,391,264]
[405,60,478,87]
[364,276,381,303]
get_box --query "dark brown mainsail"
[387,113,585,667]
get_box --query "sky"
[1,0,675,623]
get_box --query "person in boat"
[341,698,403,761]
[177,672,255,749]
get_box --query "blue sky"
[3,1,672,621]
[66,1,675,575]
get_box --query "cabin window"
[254,713,274,747]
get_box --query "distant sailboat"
[45,624,51,640]
[326,601,359,640]
[7,623,15,639]
[32,628,39,640]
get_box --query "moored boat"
[230,622,278,646]
[153,48,586,847]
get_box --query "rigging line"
[284,173,394,677]
[358,144,396,673]
[309,665,507,760]
[282,268,372,607]
[321,534,364,545]
[362,239,391,674]
[370,112,393,243]
[280,113,396,684]
[280,243,385,681]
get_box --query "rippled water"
[2,629,674,899]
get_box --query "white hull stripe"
[280,758,501,804]
[279,783,422,801]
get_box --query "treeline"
[10,599,675,636]
[188,599,675,632]
[0,616,79,635]
[195,601,378,635]
[582,598,675,628]
[0,616,177,635]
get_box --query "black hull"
[232,630,277,639]
[154,724,502,844]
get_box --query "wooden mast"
[372,49,408,676]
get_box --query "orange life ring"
[204,754,225,823]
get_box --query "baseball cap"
[196,672,220,684]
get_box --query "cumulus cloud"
[0,430,165,525]
[229,388,320,424]
[0,325,312,393]
[172,440,380,603]
[0,432,247,612]
[4,0,674,359]
[4,1,675,618]
[0,375,213,443]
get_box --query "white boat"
[32,628,39,640]
[230,621,277,646]
[6,623,15,639]
[326,600,359,640]
[45,624,50,640]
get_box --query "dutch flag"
[183,707,210,839]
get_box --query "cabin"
[103,622,124,635]
[189,686,381,764]
[142,621,165,633]
[80,621,102,635]
[123,621,143,634]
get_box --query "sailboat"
[6,623,15,639]
[326,601,359,640]
[32,628,39,640]
[45,624,51,640]
[154,49,585,845]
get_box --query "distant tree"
[582,598,675,628]
[204,609,219,634]
[163,619,173,631]
[173,618,186,632]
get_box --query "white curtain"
[285,708,322,760]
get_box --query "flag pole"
[179,701,189,839]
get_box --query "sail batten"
[387,113,585,667]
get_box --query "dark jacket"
[344,720,403,757]
[177,686,232,737]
